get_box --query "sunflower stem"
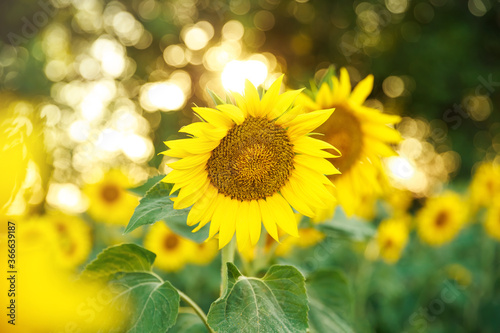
[177,289,214,333]
[221,237,236,296]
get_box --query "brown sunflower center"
[435,211,449,228]
[206,116,294,201]
[101,184,120,203]
[315,107,363,173]
[164,234,179,250]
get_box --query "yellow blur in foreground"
[0,217,126,333]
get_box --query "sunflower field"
[1,0,499,332]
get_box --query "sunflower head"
[470,162,500,211]
[162,76,340,250]
[485,202,500,241]
[296,67,402,219]
[143,222,197,272]
[376,217,410,264]
[83,169,139,226]
[417,192,468,246]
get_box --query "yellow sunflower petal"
[274,105,304,126]
[218,198,238,249]
[261,74,283,112]
[316,83,334,108]
[349,74,374,105]
[167,153,211,170]
[267,193,299,237]
[232,92,250,117]
[179,122,228,141]
[293,154,340,176]
[186,185,218,226]
[236,201,252,250]
[286,108,334,139]
[248,200,262,246]
[295,92,320,113]
[216,104,245,125]
[165,138,220,155]
[173,177,210,209]
[268,89,303,120]
[193,107,233,128]
[208,194,226,239]
[338,67,352,100]
[293,136,341,158]
[243,80,262,117]
[258,199,279,241]
[281,182,316,217]
[362,124,402,143]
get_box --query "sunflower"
[83,169,139,226]
[187,239,219,266]
[143,221,197,272]
[296,68,402,219]
[484,202,500,241]
[470,162,500,211]
[46,213,93,269]
[417,192,468,246]
[376,217,409,263]
[162,76,339,250]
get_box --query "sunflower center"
[206,116,294,201]
[316,107,363,173]
[101,184,120,203]
[164,234,179,250]
[435,211,449,228]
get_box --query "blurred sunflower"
[83,169,139,226]
[144,222,197,272]
[484,202,500,241]
[470,162,500,210]
[187,239,219,266]
[162,77,339,250]
[296,68,402,219]
[45,213,93,269]
[417,192,468,246]
[376,217,409,264]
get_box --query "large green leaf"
[317,217,376,240]
[81,243,156,281]
[207,263,309,333]
[169,313,208,333]
[306,269,354,333]
[124,181,209,242]
[111,272,180,333]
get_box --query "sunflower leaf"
[111,272,180,333]
[127,174,165,196]
[207,263,309,332]
[207,89,227,106]
[317,216,376,240]
[81,244,181,333]
[125,181,209,242]
[306,269,355,333]
[81,243,156,281]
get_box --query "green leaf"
[207,89,227,106]
[169,313,208,333]
[81,243,156,281]
[317,217,376,240]
[128,175,165,196]
[207,263,309,333]
[112,272,180,333]
[124,181,209,242]
[306,269,354,333]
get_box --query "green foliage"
[81,243,156,281]
[112,272,180,333]
[207,263,309,333]
[81,243,180,333]
[124,179,209,242]
[128,175,165,196]
[318,216,377,240]
[306,269,354,333]
[169,313,209,333]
